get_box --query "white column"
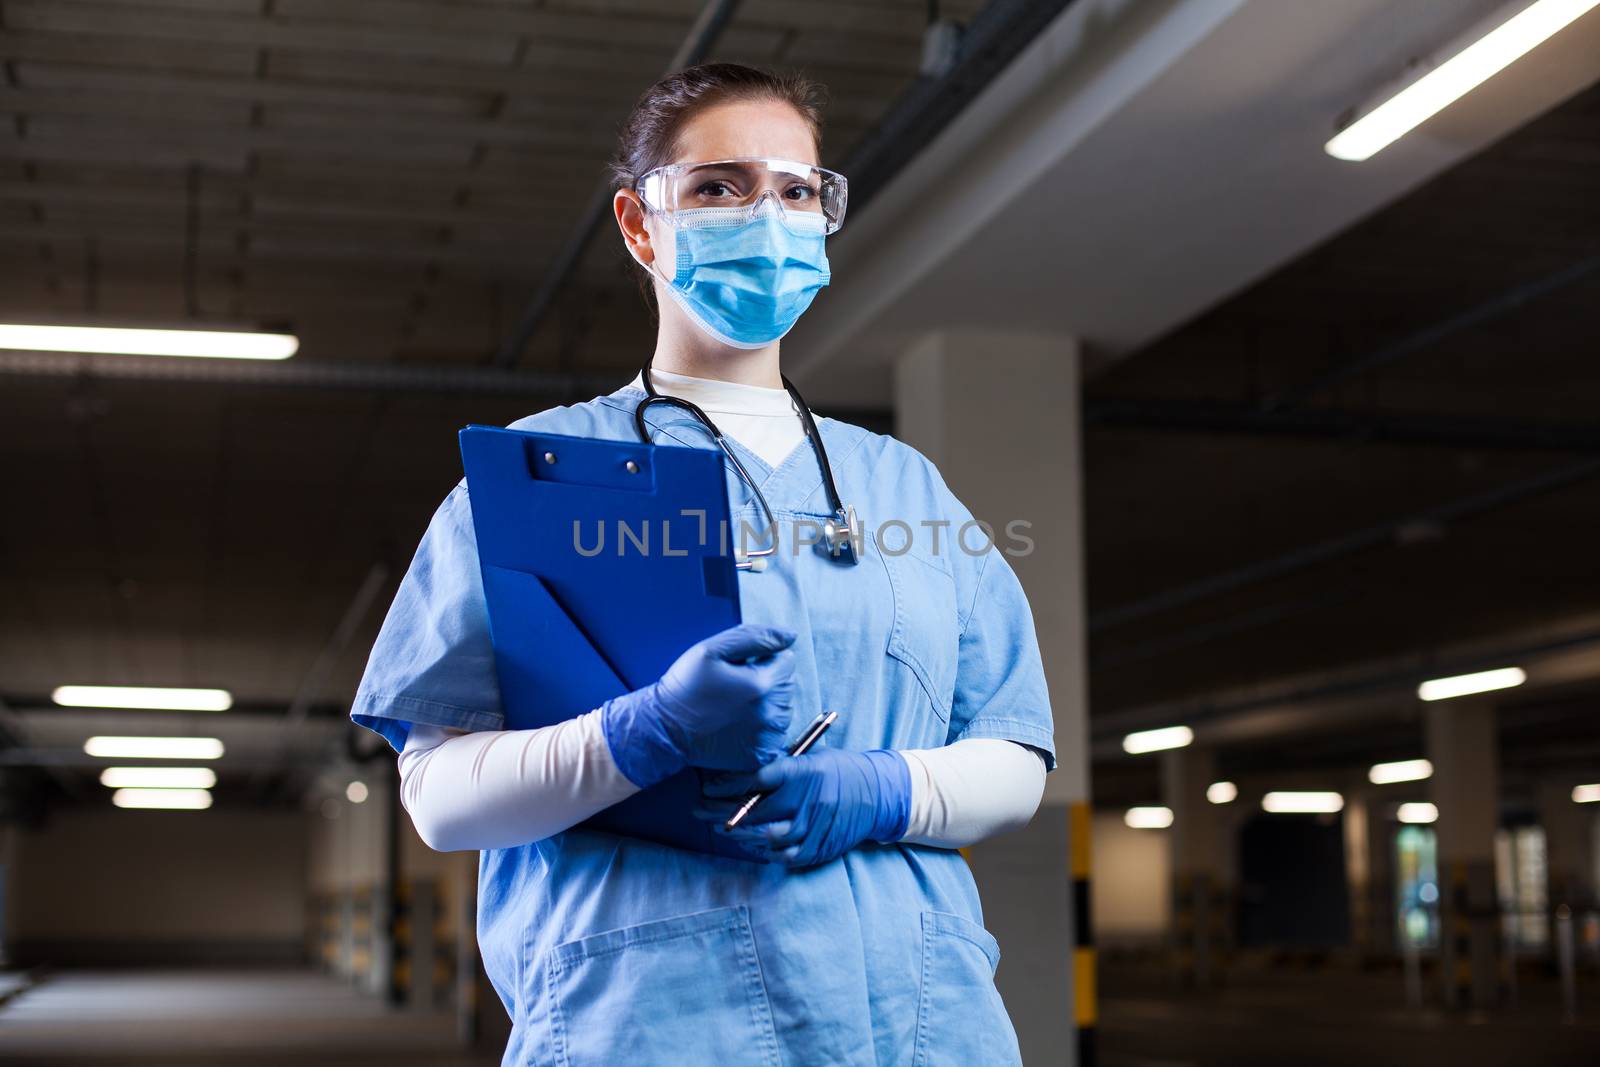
[1426,697,1501,1009]
[1343,789,1395,962]
[1538,780,1597,961]
[895,328,1090,1066]
[1162,746,1230,986]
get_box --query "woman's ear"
[613,189,654,269]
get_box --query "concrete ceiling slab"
[786,0,1600,404]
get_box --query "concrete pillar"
[1538,781,1597,965]
[1162,746,1230,987]
[0,824,14,967]
[896,328,1090,1067]
[457,857,481,1044]
[1344,790,1396,962]
[409,879,438,1009]
[339,891,357,979]
[1344,791,1372,959]
[1426,698,1501,1009]
[375,766,400,1002]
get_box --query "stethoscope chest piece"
[635,359,860,574]
[822,504,862,565]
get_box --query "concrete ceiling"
[785,0,1600,402]
[0,0,985,372]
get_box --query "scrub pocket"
[545,905,781,1067]
[912,911,1021,1067]
[882,550,960,723]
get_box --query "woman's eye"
[696,180,738,198]
[783,185,817,202]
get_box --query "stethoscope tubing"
[632,355,853,553]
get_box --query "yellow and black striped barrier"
[1449,862,1472,1006]
[1071,801,1096,1067]
[390,878,458,1009]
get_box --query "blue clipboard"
[459,425,747,859]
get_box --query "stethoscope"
[632,354,861,572]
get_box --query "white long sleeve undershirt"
[398,369,1047,854]
[899,740,1046,847]
[627,369,806,469]
[398,716,637,852]
[399,720,1045,853]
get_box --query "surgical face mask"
[650,199,831,350]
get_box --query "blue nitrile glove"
[600,624,797,789]
[695,747,912,869]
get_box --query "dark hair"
[609,62,826,192]
[609,63,826,311]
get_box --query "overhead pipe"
[492,0,743,369]
[1090,455,1600,632]
[838,0,1082,213]
[1093,620,1600,742]
[1263,249,1600,410]
[1085,399,1600,453]
[0,348,618,396]
[0,694,84,797]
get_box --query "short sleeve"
[351,484,505,752]
[946,549,1057,770]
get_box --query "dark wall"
[1238,815,1350,949]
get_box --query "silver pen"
[723,711,838,831]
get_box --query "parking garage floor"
[0,964,1595,1066]
[0,969,499,1067]
[1099,960,1600,1067]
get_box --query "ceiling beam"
[0,694,86,797]
[1085,399,1600,453]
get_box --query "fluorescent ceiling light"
[1326,0,1600,161]
[1124,806,1174,829]
[1417,667,1526,702]
[1369,759,1434,785]
[1574,784,1600,804]
[1122,725,1193,755]
[1397,802,1439,824]
[1206,781,1238,805]
[112,788,213,810]
[346,781,369,804]
[1262,791,1345,814]
[99,766,217,789]
[0,324,297,360]
[83,736,225,760]
[53,685,232,712]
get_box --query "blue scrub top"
[352,384,1056,1067]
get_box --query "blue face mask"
[655,202,831,349]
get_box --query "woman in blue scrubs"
[353,63,1055,1066]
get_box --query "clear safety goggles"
[636,157,849,235]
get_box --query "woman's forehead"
[671,99,818,167]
